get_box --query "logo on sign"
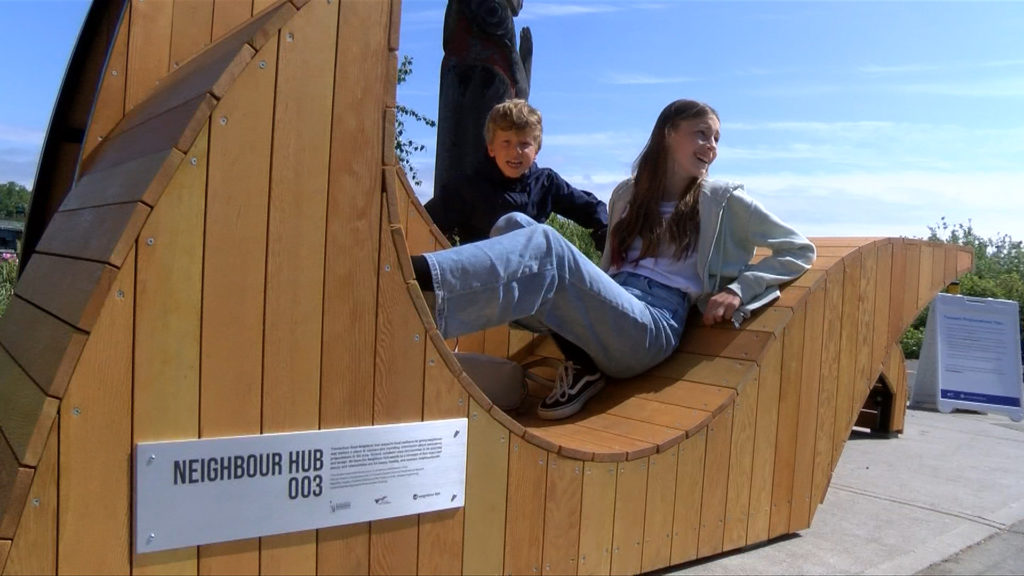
[374,496,391,505]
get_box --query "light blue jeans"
[423,213,690,378]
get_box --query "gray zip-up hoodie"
[600,178,816,327]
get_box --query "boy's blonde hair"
[484,99,543,150]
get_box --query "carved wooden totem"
[433,0,533,204]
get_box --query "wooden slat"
[14,254,118,331]
[577,461,617,576]
[833,253,862,465]
[576,413,682,452]
[463,399,509,575]
[917,245,933,313]
[531,421,656,461]
[81,1,129,162]
[745,337,783,544]
[931,243,946,297]
[320,0,388,435]
[0,298,87,400]
[0,441,32,539]
[811,268,843,518]
[610,458,648,575]
[261,1,337,571]
[676,325,774,362]
[768,303,806,539]
[63,148,184,210]
[406,201,437,255]
[722,370,759,551]
[86,93,216,174]
[872,243,893,374]
[541,454,583,576]
[0,540,9,573]
[131,124,207,576]
[169,0,215,70]
[417,337,467,576]
[3,420,57,575]
[57,249,134,574]
[614,375,735,415]
[591,395,712,438]
[0,348,57,466]
[212,0,253,40]
[735,306,791,337]
[957,245,973,276]
[904,242,922,326]
[888,239,907,344]
[641,448,678,572]
[197,43,276,574]
[854,244,878,420]
[790,287,825,533]
[504,440,547,576]
[697,404,734,557]
[648,353,757,391]
[35,202,150,268]
[125,0,173,109]
[670,428,706,565]
[483,324,511,359]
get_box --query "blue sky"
[3,1,1024,242]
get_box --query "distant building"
[0,220,24,254]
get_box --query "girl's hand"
[703,289,741,326]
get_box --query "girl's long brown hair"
[610,99,719,269]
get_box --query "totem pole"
[432,0,533,211]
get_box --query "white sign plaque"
[913,293,1022,421]
[135,418,468,553]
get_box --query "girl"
[413,99,815,420]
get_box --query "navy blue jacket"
[425,161,608,248]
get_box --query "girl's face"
[666,116,720,182]
[487,128,539,179]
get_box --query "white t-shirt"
[610,202,703,300]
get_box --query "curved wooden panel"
[0,0,975,574]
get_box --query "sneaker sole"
[536,378,606,421]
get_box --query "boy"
[425,99,608,249]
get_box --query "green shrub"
[547,214,601,264]
[0,255,16,317]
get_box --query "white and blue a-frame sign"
[912,293,1023,422]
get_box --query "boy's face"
[487,128,539,179]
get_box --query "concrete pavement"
[659,362,1024,575]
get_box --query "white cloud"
[896,78,1024,98]
[0,124,45,146]
[521,3,620,17]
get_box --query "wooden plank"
[0,540,9,573]
[577,461,617,576]
[613,376,735,415]
[4,420,57,575]
[888,239,907,345]
[957,246,973,276]
[745,337,783,544]
[87,93,216,174]
[33,202,150,267]
[416,337,468,576]
[170,0,215,70]
[260,2,337,571]
[0,298,87,400]
[722,370,759,551]
[81,1,130,162]
[944,245,958,290]
[58,249,134,575]
[931,243,946,297]
[648,353,757,391]
[125,0,174,109]
[872,243,893,375]
[541,454,583,576]
[641,448,678,572]
[697,404,734,557]
[14,254,118,331]
[811,268,843,519]
[482,324,511,359]
[463,399,509,575]
[197,40,275,576]
[406,201,437,255]
[903,243,922,327]
[768,303,806,539]
[590,394,712,437]
[132,124,207,576]
[64,148,184,211]
[790,287,825,533]
[676,326,774,362]
[854,244,878,423]
[917,245,933,313]
[833,254,862,465]
[576,413,682,452]
[531,421,655,461]
[317,525,368,576]
[212,0,253,40]
[504,440,547,576]
[670,429,707,565]
[0,441,32,540]
[321,0,388,431]
[0,348,58,466]
[610,458,648,575]
[735,306,791,337]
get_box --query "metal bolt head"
[32,498,40,507]
[190,157,198,166]
[219,116,228,125]
[116,289,125,300]
[258,60,267,69]
[72,407,81,416]
[146,238,155,246]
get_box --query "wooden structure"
[0,0,972,574]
